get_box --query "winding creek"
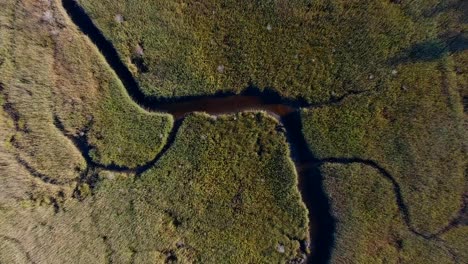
[60,0,336,262]
[57,0,464,263]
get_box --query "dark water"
[157,95,296,120]
[61,0,335,262]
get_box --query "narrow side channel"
[282,112,335,264]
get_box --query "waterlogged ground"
[0,0,466,263]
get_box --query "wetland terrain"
[0,0,466,263]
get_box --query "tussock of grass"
[321,163,456,263]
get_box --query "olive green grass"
[0,0,466,263]
[301,54,466,235]
[78,0,439,102]
[320,163,459,263]
[94,112,308,263]
[0,112,309,264]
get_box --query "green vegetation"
[440,226,468,262]
[93,112,308,263]
[297,0,467,240]
[133,113,308,263]
[0,112,308,263]
[51,16,174,168]
[78,0,434,102]
[55,2,175,169]
[0,0,173,174]
[320,163,457,263]
[301,56,466,235]
[1,3,308,262]
[296,0,467,260]
[0,0,466,263]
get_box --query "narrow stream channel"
[60,0,336,263]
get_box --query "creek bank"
[60,0,340,262]
[59,0,460,263]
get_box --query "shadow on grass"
[389,0,467,65]
[390,39,447,64]
[389,35,467,65]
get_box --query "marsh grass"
[301,57,466,235]
[0,0,173,177]
[78,0,433,102]
[103,112,308,263]
[321,163,457,263]
[0,112,309,263]
[0,0,466,263]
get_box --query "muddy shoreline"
[61,0,336,262]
